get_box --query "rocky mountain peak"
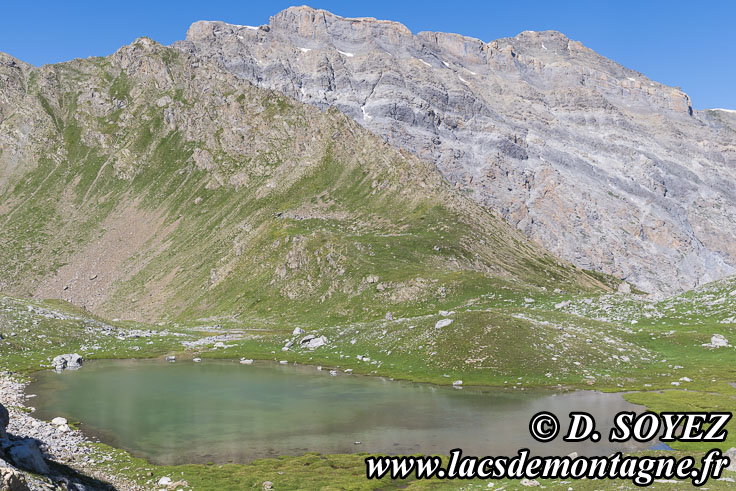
[175,8,735,295]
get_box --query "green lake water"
[28,359,652,465]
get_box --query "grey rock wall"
[175,6,736,294]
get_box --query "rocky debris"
[452,380,463,386]
[166,356,176,362]
[520,478,540,487]
[240,358,254,365]
[435,319,454,329]
[181,333,243,348]
[0,464,29,491]
[703,334,730,349]
[177,6,736,295]
[50,418,67,427]
[51,354,83,372]
[617,282,632,294]
[292,327,305,336]
[300,335,329,349]
[384,312,393,321]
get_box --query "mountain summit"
[175,6,736,294]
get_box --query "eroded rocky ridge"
[175,6,736,294]
[0,39,597,323]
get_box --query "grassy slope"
[0,40,601,330]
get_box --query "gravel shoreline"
[1,372,142,490]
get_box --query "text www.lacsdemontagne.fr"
[365,449,731,487]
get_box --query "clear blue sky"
[2,1,734,109]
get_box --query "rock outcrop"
[0,439,49,475]
[0,402,49,478]
[51,354,83,372]
[175,6,736,294]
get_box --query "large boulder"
[51,353,83,371]
[0,403,8,439]
[300,335,328,349]
[0,439,49,474]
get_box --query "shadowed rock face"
[175,6,736,295]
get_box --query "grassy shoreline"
[2,284,736,489]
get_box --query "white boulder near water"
[51,353,83,371]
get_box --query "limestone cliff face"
[175,6,736,294]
